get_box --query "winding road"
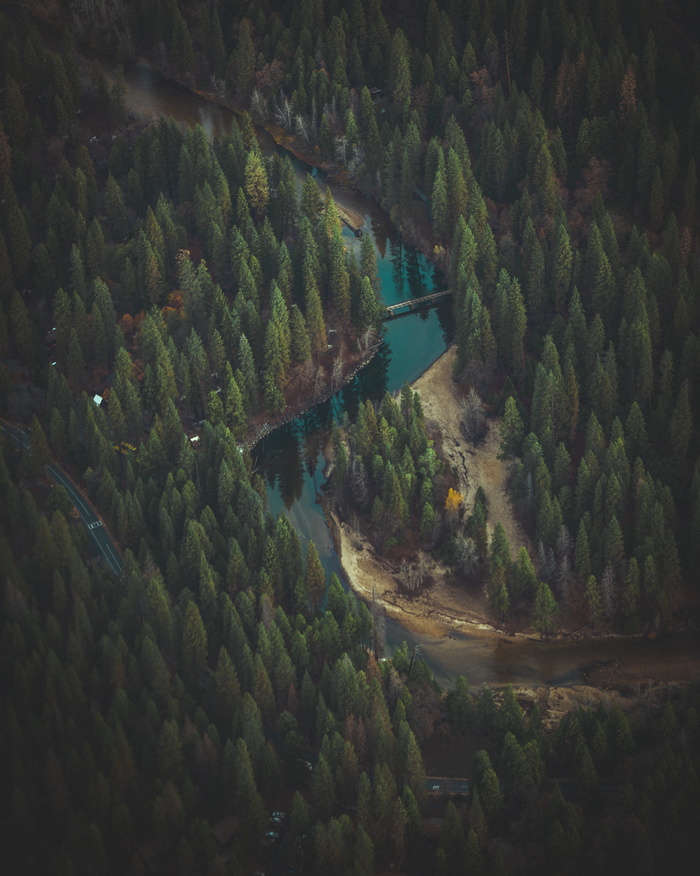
[1,421,124,576]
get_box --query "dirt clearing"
[412,346,531,556]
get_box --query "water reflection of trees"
[351,343,391,405]
[390,238,404,301]
[435,298,455,345]
[258,423,305,509]
[299,399,334,478]
[404,245,430,299]
[388,237,445,305]
[371,215,389,259]
[257,345,393,508]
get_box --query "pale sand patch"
[411,346,531,554]
[330,509,499,640]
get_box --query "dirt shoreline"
[324,346,700,701]
[327,345,530,643]
[245,339,381,450]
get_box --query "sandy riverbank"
[329,345,529,641]
[412,347,530,556]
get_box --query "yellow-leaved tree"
[445,488,463,528]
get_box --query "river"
[92,51,699,692]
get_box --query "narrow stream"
[90,51,699,690]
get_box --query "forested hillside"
[1,0,700,874]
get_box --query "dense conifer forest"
[1,1,699,873]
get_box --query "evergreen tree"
[231,19,256,96]
[181,601,208,678]
[532,582,558,636]
[305,541,325,612]
[243,150,269,217]
[431,167,449,241]
[500,396,525,458]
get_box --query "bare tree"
[556,523,574,603]
[525,471,535,510]
[556,553,571,604]
[399,553,429,592]
[415,550,430,585]
[347,142,365,177]
[295,114,309,143]
[251,88,268,121]
[310,96,318,141]
[349,457,368,507]
[331,352,344,393]
[313,363,326,401]
[460,387,488,443]
[556,524,573,564]
[335,134,348,166]
[274,95,293,132]
[210,76,226,102]
[260,592,275,628]
[453,534,480,577]
[299,359,315,386]
[431,508,444,548]
[359,326,378,356]
[537,540,556,584]
[399,558,416,590]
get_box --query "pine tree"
[286,303,310,365]
[311,752,337,819]
[446,148,468,232]
[231,19,256,96]
[305,541,325,611]
[181,601,208,678]
[552,219,573,314]
[585,575,604,627]
[243,150,269,218]
[28,414,50,478]
[574,520,591,582]
[170,10,194,78]
[6,202,32,284]
[479,763,503,820]
[233,738,266,845]
[431,167,449,241]
[389,29,411,117]
[487,562,510,622]
[669,380,692,462]
[157,719,184,782]
[512,547,537,602]
[66,327,85,391]
[104,174,126,239]
[649,165,664,230]
[304,281,327,356]
[532,582,558,636]
[237,333,259,410]
[356,275,382,333]
[499,396,524,458]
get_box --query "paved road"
[425,777,470,795]
[1,422,124,576]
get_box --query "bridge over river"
[385,288,452,319]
